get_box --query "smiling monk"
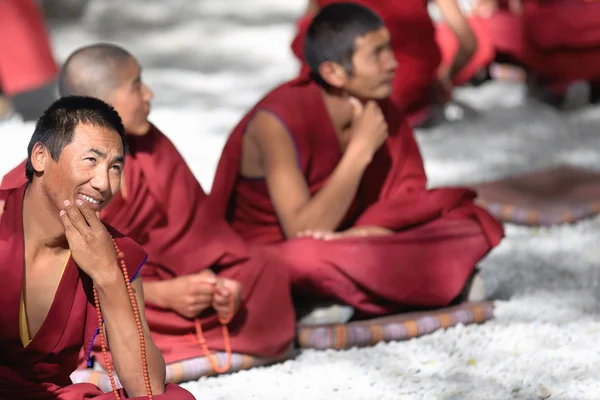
[0,96,194,399]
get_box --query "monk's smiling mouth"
[78,193,104,208]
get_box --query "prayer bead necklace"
[93,237,153,400]
[188,293,235,374]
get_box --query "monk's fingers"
[191,283,215,296]
[75,199,104,230]
[190,293,213,305]
[310,230,331,240]
[321,232,346,241]
[221,278,240,293]
[59,209,80,247]
[186,303,209,318]
[296,230,322,238]
[213,294,230,308]
[348,96,364,120]
[214,283,229,295]
[63,200,89,235]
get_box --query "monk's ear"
[30,142,50,175]
[318,61,348,88]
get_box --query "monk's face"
[36,123,125,213]
[344,27,397,100]
[108,57,154,136]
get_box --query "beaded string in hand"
[93,237,153,400]
[183,283,235,374]
[191,292,235,374]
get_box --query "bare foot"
[212,278,242,323]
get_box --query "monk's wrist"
[143,280,170,309]
[344,142,373,169]
[91,263,124,292]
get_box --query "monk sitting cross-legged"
[210,2,505,321]
[0,96,194,399]
[1,44,296,372]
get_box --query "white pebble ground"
[2,1,600,398]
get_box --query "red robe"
[209,76,505,317]
[522,0,600,85]
[0,183,193,399]
[1,125,295,366]
[480,0,526,64]
[0,0,58,95]
[483,0,600,87]
[290,0,494,125]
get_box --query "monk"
[0,0,59,120]
[476,0,600,105]
[0,96,194,399]
[1,43,295,371]
[291,0,495,126]
[210,2,505,320]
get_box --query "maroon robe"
[482,0,600,89]
[209,76,505,317]
[0,183,194,399]
[522,0,600,86]
[0,0,58,95]
[1,125,295,366]
[290,0,495,126]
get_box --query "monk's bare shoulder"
[243,110,299,177]
[0,199,4,220]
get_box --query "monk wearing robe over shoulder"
[1,44,295,371]
[291,0,494,127]
[210,2,505,321]
[475,0,600,106]
[0,96,194,399]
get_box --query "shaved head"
[58,43,154,136]
[58,43,132,100]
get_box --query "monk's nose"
[386,52,398,73]
[143,84,154,101]
[90,169,110,194]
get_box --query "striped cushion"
[297,301,493,350]
[471,165,600,226]
[475,199,600,225]
[70,348,294,390]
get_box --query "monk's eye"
[111,165,122,172]
[85,157,97,164]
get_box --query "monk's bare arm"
[96,273,166,396]
[249,111,372,238]
[436,0,478,79]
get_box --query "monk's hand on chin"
[165,269,216,319]
[347,99,388,159]
[59,199,117,283]
[212,278,242,323]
